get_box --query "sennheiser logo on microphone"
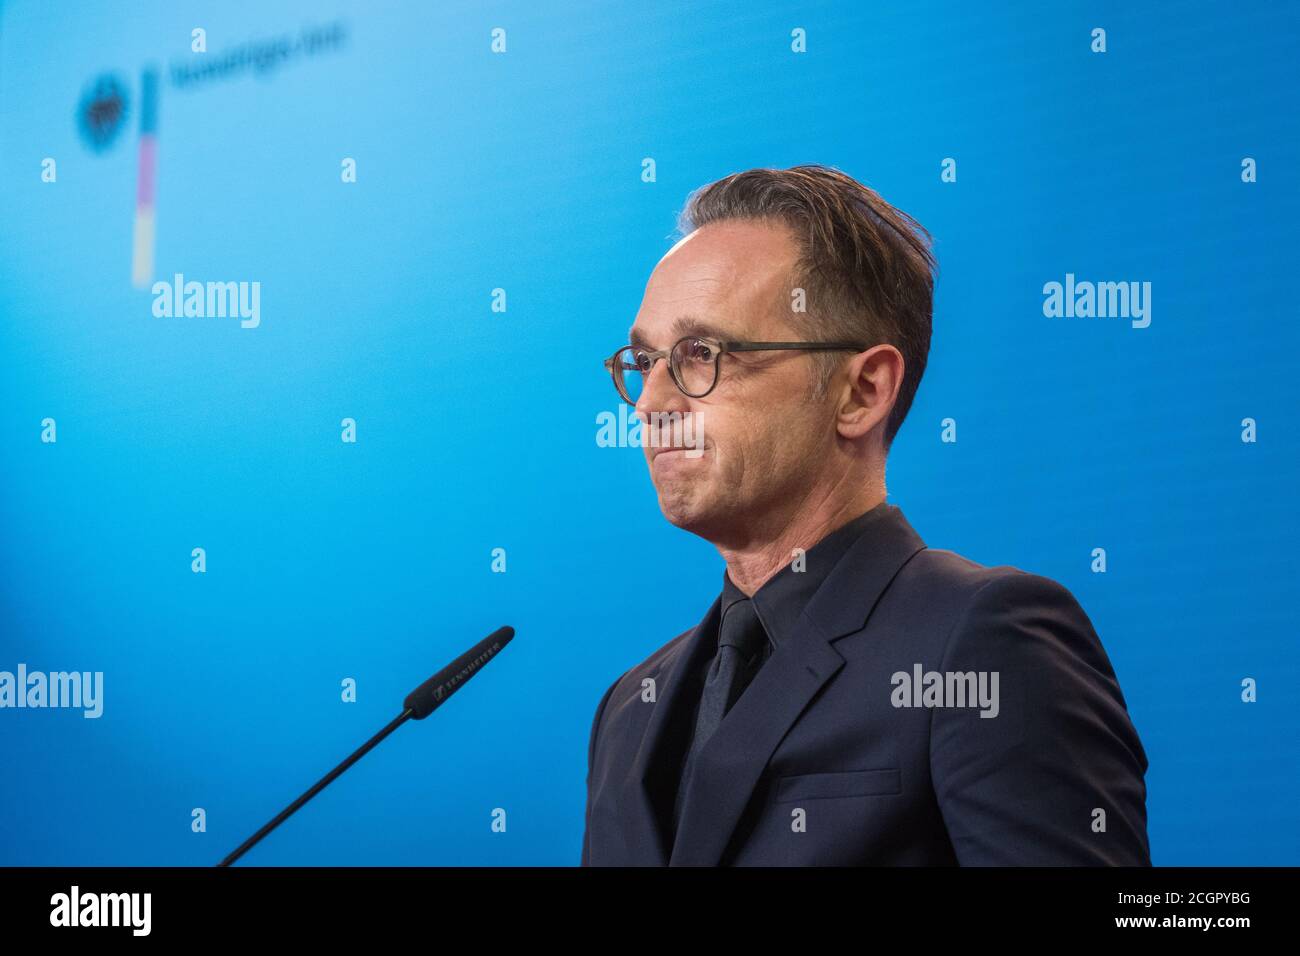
[437,641,503,700]
[50,886,151,936]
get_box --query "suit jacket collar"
[746,499,900,653]
[621,501,928,865]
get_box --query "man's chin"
[654,487,722,538]
[654,488,701,530]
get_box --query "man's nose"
[634,357,690,421]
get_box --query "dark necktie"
[672,597,768,833]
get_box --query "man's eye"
[686,340,713,362]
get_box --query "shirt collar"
[719,500,894,652]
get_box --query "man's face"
[627,219,840,544]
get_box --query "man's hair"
[675,164,936,450]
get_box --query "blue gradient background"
[1,0,1296,865]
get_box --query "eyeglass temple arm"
[605,341,866,367]
[719,341,868,352]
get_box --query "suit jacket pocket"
[772,768,902,802]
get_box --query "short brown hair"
[675,164,936,449]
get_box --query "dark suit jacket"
[580,503,1150,865]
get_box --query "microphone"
[217,625,515,866]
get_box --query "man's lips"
[650,445,706,460]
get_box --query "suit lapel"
[669,502,928,865]
[620,594,723,865]
[668,615,845,865]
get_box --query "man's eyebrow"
[628,316,734,349]
[672,315,732,340]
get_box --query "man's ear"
[836,344,903,441]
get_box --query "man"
[582,165,1150,866]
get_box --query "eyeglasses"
[603,335,868,404]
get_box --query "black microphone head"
[403,625,515,719]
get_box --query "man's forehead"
[632,265,738,345]
[655,229,788,287]
[647,247,736,300]
[628,221,798,345]
[665,218,795,260]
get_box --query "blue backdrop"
[1,0,1296,866]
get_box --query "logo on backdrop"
[75,74,130,152]
[72,20,349,291]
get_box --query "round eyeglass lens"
[615,347,647,403]
[671,337,719,396]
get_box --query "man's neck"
[717,489,886,596]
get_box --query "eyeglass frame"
[602,335,871,404]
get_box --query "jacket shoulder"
[892,546,1094,635]
[608,623,697,692]
[589,619,698,704]
[899,545,1044,601]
